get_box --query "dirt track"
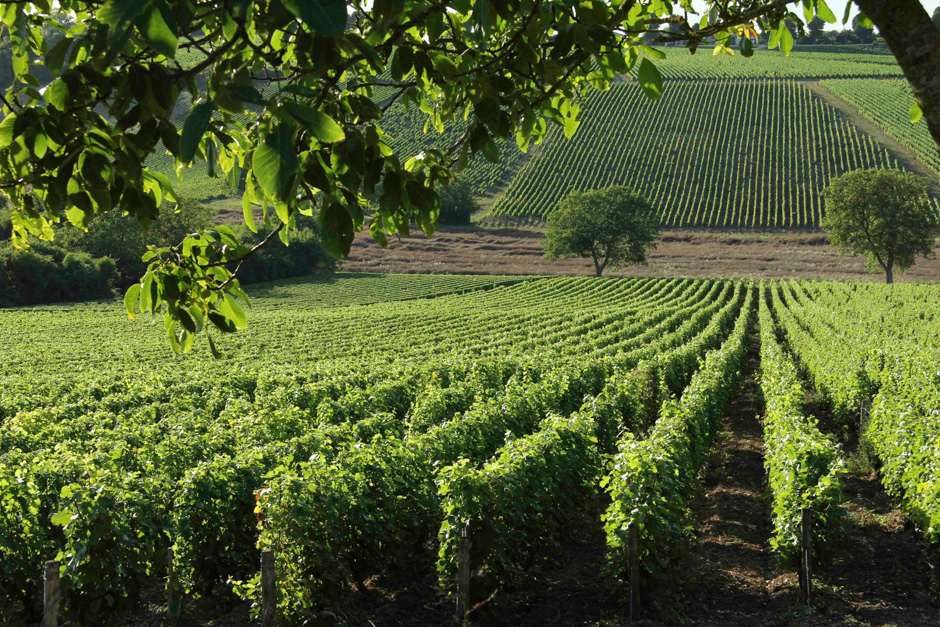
[678,324,789,626]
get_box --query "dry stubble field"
[337,226,940,283]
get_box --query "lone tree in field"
[822,169,938,284]
[543,187,658,277]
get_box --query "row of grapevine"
[491,81,907,228]
[821,79,940,176]
[794,45,892,55]
[603,284,753,592]
[0,276,721,377]
[867,347,940,541]
[249,282,748,619]
[757,283,844,567]
[434,282,748,600]
[772,281,878,424]
[0,275,743,621]
[243,272,526,309]
[771,280,940,543]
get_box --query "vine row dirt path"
[676,314,939,627]
[676,321,793,625]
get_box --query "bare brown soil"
[679,323,792,625]
[337,226,940,283]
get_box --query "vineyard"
[821,78,940,176]
[770,280,940,543]
[627,47,902,80]
[376,101,525,198]
[2,273,939,624]
[490,80,914,228]
[124,46,940,237]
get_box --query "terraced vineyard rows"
[244,272,525,308]
[492,81,905,228]
[604,284,752,591]
[0,274,751,622]
[772,280,940,543]
[378,101,525,197]
[758,283,844,566]
[134,47,925,234]
[144,150,236,201]
[143,92,524,204]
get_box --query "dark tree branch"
[214,222,286,291]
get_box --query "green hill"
[87,46,940,231]
[490,80,908,228]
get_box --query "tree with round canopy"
[543,186,659,277]
[822,168,938,284]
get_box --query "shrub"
[60,199,214,286]
[230,219,337,284]
[0,206,11,240]
[438,177,478,226]
[0,243,117,306]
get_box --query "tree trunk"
[854,0,940,163]
[885,264,894,284]
[593,258,603,277]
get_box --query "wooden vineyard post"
[455,524,470,624]
[167,547,181,619]
[628,521,639,622]
[800,508,812,607]
[42,560,60,627]
[261,549,277,627]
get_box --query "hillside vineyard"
[2,275,939,622]
[627,48,904,80]
[821,78,940,176]
[491,81,904,227]
[131,47,940,231]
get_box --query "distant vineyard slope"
[821,79,940,176]
[490,81,928,229]
[630,46,902,80]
